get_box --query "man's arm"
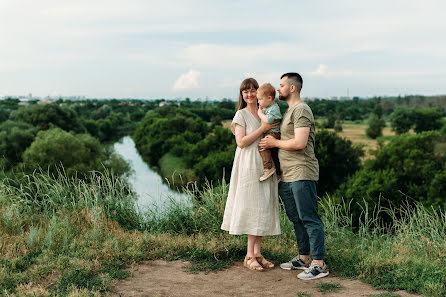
[259,127,310,151]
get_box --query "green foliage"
[308,97,375,121]
[337,131,446,217]
[0,120,37,170]
[391,108,414,134]
[334,120,343,132]
[315,130,364,195]
[21,128,129,178]
[0,98,20,110]
[134,106,235,186]
[134,107,209,165]
[188,126,236,184]
[323,114,336,128]
[0,107,9,123]
[412,107,444,133]
[55,268,106,295]
[366,114,386,139]
[1,171,446,296]
[315,282,342,294]
[22,128,101,177]
[15,103,84,132]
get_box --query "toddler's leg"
[259,133,276,181]
[270,132,281,176]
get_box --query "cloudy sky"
[1,0,446,99]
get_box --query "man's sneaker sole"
[297,270,329,280]
[280,263,308,270]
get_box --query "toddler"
[257,83,282,181]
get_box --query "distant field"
[325,121,396,157]
[223,119,396,158]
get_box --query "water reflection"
[113,136,190,210]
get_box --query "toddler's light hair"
[258,83,276,99]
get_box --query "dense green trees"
[336,131,446,218]
[412,108,444,133]
[316,130,364,196]
[21,128,129,178]
[391,107,444,134]
[366,114,386,139]
[391,108,414,134]
[0,121,37,170]
[134,107,209,165]
[134,106,236,185]
[15,104,84,132]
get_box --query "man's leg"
[290,180,325,261]
[280,181,310,256]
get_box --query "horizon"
[1,1,446,99]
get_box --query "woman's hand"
[259,135,278,151]
[260,119,279,132]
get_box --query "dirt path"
[113,260,420,297]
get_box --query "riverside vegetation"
[1,95,446,296]
[0,170,445,296]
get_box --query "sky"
[1,0,446,99]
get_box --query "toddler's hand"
[257,107,264,117]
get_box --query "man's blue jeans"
[280,180,325,260]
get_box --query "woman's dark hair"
[237,78,259,110]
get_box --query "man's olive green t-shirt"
[278,102,319,182]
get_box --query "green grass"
[369,293,401,297]
[0,170,445,296]
[315,282,342,294]
[159,152,197,186]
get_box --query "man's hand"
[259,135,277,151]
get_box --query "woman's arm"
[234,121,277,149]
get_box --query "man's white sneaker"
[297,262,329,280]
[279,255,311,270]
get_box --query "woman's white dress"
[221,108,281,236]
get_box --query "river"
[113,136,190,210]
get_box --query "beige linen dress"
[221,109,281,236]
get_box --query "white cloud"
[309,65,353,77]
[311,64,329,76]
[173,70,200,91]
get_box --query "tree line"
[1,96,445,222]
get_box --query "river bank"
[1,170,444,296]
[113,136,190,210]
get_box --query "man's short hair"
[281,72,303,92]
[258,83,276,99]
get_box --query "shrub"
[366,114,386,139]
[391,108,414,134]
[336,131,446,219]
[315,130,364,195]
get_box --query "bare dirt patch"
[113,260,420,297]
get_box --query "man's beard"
[278,93,289,101]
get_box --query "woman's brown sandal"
[244,256,264,271]
[256,256,275,269]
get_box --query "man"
[259,72,328,280]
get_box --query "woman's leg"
[247,235,257,257]
[254,236,263,257]
[244,235,263,271]
[254,236,274,268]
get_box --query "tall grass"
[1,171,445,296]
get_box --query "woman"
[221,78,281,271]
